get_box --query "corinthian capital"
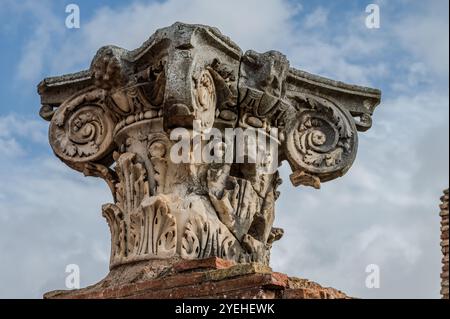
[38,22,381,271]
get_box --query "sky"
[0,0,448,299]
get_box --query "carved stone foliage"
[38,22,381,270]
[102,152,177,267]
[132,196,177,258]
[181,214,237,260]
[114,152,148,214]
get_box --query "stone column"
[37,22,381,299]
[441,189,449,299]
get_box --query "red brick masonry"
[441,189,449,299]
[44,258,349,299]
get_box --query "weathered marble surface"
[38,22,381,270]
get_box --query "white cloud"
[303,7,329,29]
[0,153,111,298]
[7,0,62,81]
[0,115,47,158]
[0,115,111,297]
[0,138,25,158]
[393,0,449,78]
[0,114,47,143]
[39,0,299,76]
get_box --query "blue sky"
[0,0,448,298]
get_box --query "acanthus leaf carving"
[181,214,237,261]
[102,203,125,262]
[103,194,177,268]
[133,195,177,258]
[114,152,149,214]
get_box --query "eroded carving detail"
[195,70,217,129]
[114,152,149,214]
[132,196,177,258]
[181,214,237,260]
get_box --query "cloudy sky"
[0,0,448,299]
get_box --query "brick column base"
[44,258,349,299]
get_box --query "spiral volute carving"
[49,89,115,168]
[285,95,358,182]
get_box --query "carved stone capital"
[38,22,381,270]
